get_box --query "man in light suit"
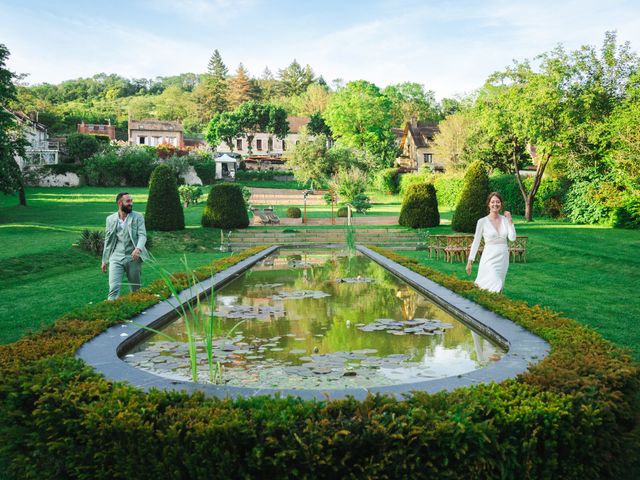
[101,192,148,300]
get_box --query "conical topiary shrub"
[451,160,490,233]
[145,164,185,231]
[201,183,249,229]
[398,183,440,228]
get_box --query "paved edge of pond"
[77,245,550,401]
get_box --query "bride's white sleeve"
[507,219,516,241]
[468,218,484,262]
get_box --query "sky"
[2,0,640,100]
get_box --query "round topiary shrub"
[451,161,490,233]
[398,183,440,228]
[287,207,302,218]
[145,163,185,231]
[337,206,348,217]
[201,183,249,229]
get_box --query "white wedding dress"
[468,215,516,293]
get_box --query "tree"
[205,111,240,151]
[382,82,440,126]
[234,101,288,155]
[285,128,329,188]
[290,83,331,116]
[145,164,185,231]
[228,63,252,109]
[278,60,315,97]
[323,80,396,170]
[431,111,477,171]
[0,44,28,206]
[207,49,228,78]
[451,161,490,233]
[308,111,332,139]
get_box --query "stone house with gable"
[11,111,59,169]
[395,118,443,172]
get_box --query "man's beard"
[121,205,133,214]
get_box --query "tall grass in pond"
[130,254,233,383]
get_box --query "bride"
[465,192,516,293]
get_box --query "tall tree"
[323,80,396,169]
[0,44,28,206]
[192,49,229,124]
[382,82,440,126]
[431,111,478,171]
[207,49,228,78]
[228,63,251,109]
[278,60,315,97]
[205,111,240,151]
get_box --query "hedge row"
[399,171,570,218]
[1,247,638,479]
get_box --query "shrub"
[451,161,490,233]
[83,146,157,187]
[202,183,249,229]
[145,164,185,231]
[191,160,216,184]
[329,168,368,204]
[77,229,104,255]
[612,196,640,229]
[432,173,465,208]
[374,168,401,195]
[350,193,372,214]
[286,207,302,218]
[337,206,348,217]
[178,185,203,207]
[399,171,432,196]
[64,133,101,164]
[399,183,440,228]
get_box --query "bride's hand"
[504,211,512,223]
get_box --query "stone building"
[77,122,116,140]
[128,119,184,148]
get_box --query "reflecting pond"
[124,249,505,389]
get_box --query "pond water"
[124,249,506,389]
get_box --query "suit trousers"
[108,257,142,300]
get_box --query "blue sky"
[2,0,639,99]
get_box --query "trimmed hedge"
[374,168,401,195]
[398,183,440,228]
[0,247,638,479]
[286,207,302,218]
[451,161,490,233]
[145,164,185,231]
[337,206,348,217]
[201,183,249,229]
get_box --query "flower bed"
[0,247,638,479]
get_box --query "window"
[424,153,433,163]
[282,140,286,151]
[138,136,146,145]
[236,138,243,150]
[256,139,263,151]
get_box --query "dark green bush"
[286,207,302,218]
[83,146,157,187]
[451,161,490,233]
[201,183,249,229]
[374,168,401,195]
[64,133,101,164]
[612,196,640,229]
[337,206,348,217]
[145,164,185,231]
[398,183,440,228]
[191,159,216,184]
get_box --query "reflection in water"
[125,249,505,389]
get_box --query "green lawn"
[398,219,640,361]
[0,187,226,345]
[2,186,639,364]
